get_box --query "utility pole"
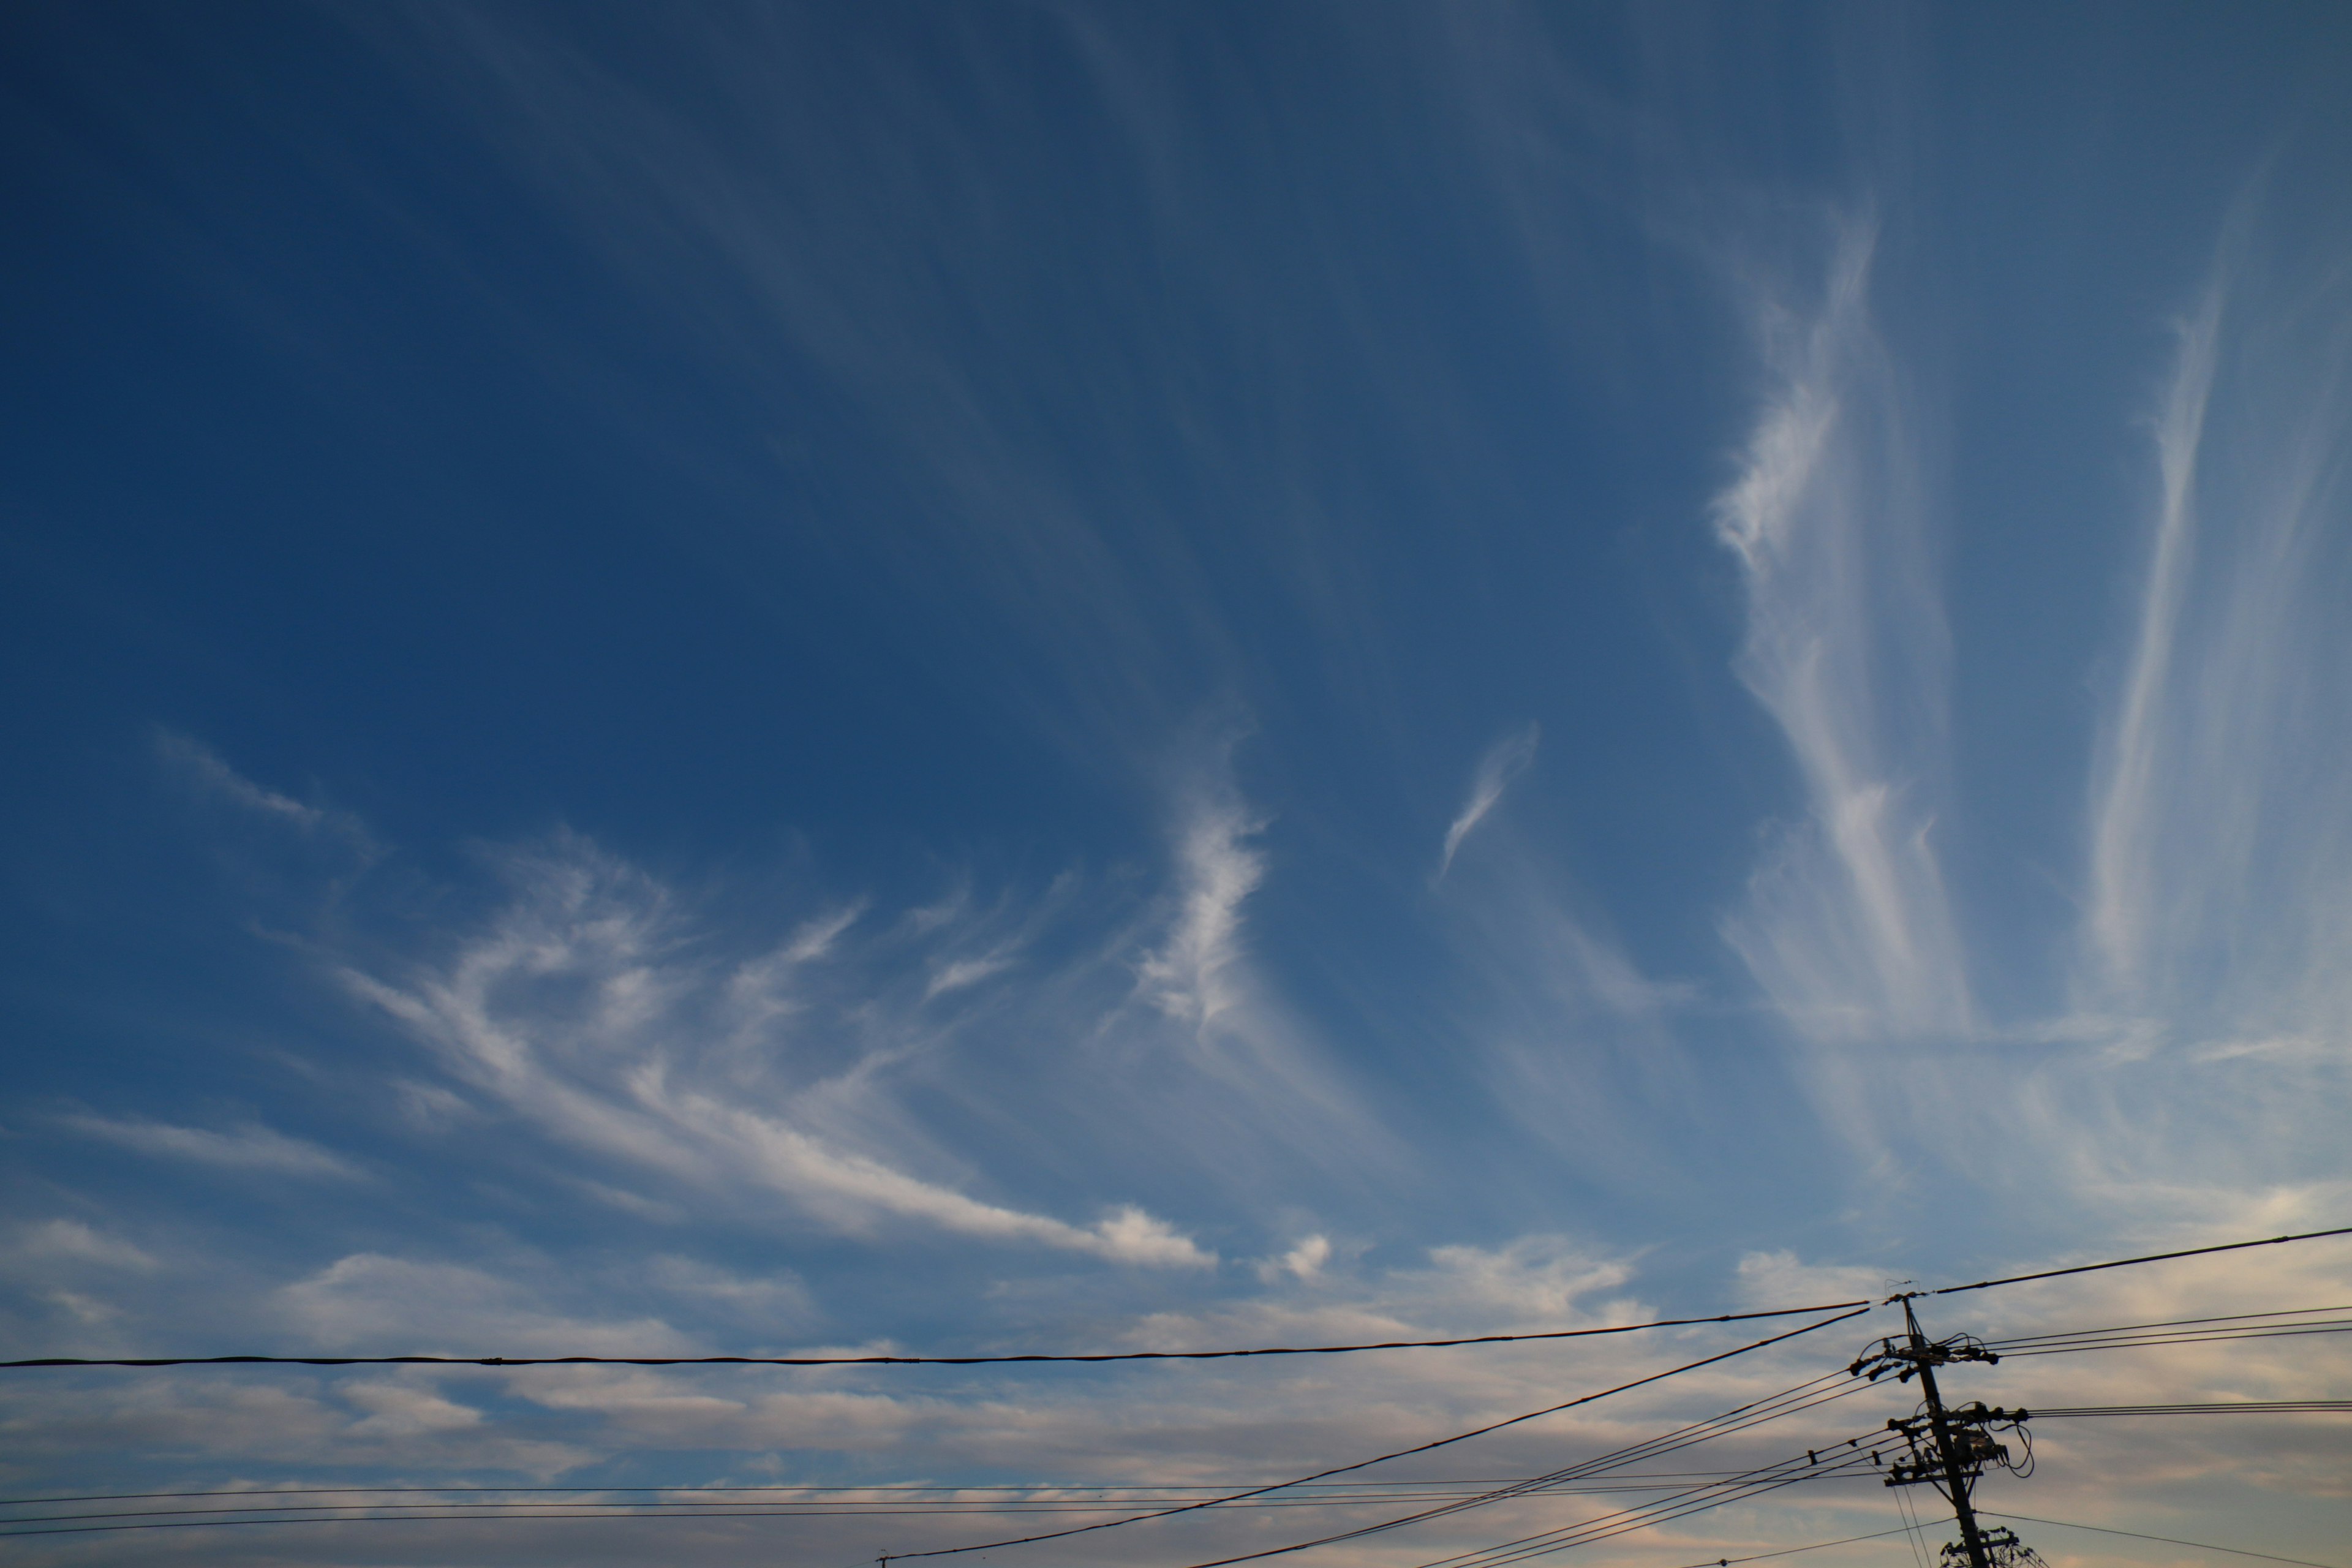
[1851,1297,2036,1568]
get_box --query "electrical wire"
[1893,1485,1936,1568]
[1653,1523,1928,1568]
[0,1381,1878,1547]
[1372,1454,1889,1568]
[0,1474,1808,1508]
[18,1280,2342,1553]
[1985,1319,2352,1359]
[0,1300,1868,1371]
[1980,1512,2345,1568]
[1988,1305,2352,1341]
[876,1305,1872,1565]
[1927,1226,2352,1297]
[2028,1400,2352,1417]
[1227,1286,2352,1568]
[1117,1376,1904,1568]
[0,1427,1901,1548]
[1380,1430,1902,1568]
[0,1324,1889,1548]
[0,1369,1907,1551]
[20,1226,2342,1373]
[0,1482,1803,1531]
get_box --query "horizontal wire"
[0,1407,1922,1554]
[2030,1400,2352,1417]
[0,1474,1768,1508]
[1153,1374,1899,1568]
[1460,1442,1917,1568]
[0,1300,1868,1371]
[0,1466,1907,1545]
[1991,1314,2352,1346]
[1393,1434,1901,1568]
[6,1487,1798,1530]
[1652,1524,1927,1568]
[0,1335,1888,1549]
[21,1228,2344,1375]
[1989,1322,2352,1356]
[1985,1304,2352,1343]
[1,1512,976,1540]
[1398,1461,1875,1568]
[881,1307,1873,1566]
[1927,1225,2352,1298]
[1980,1512,2345,1568]
[1457,1472,1885,1568]
[0,1361,1875,1548]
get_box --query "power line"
[1989,1304,2352,1340]
[1928,1226,2352,1298]
[1655,1524,1927,1568]
[0,1430,1897,1547]
[2029,1400,2352,1418]
[0,1478,1802,1525]
[1142,1366,1909,1568]
[1986,1321,2352,1359]
[1387,1429,1902,1568]
[0,1300,1869,1371]
[0,1484,1865,1536]
[0,1474,1800,1508]
[25,1225,2337,1374]
[1980,1512,2344,1568]
[880,1306,1873,1565]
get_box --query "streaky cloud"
[62,1114,366,1180]
[337,835,1216,1268]
[1710,217,1973,1047]
[1119,736,1404,1180]
[2039,203,2352,1203]
[2085,282,2225,997]
[1436,722,1539,880]
[153,727,379,858]
[1134,785,1267,1031]
[2079,217,2352,1048]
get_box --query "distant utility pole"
[1851,1297,2040,1568]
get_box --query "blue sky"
[3,4,2350,1565]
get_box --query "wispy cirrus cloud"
[1134,786,1267,1033]
[336,835,1215,1268]
[1711,219,1972,1047]
[2079,226,2352,1050]
[280,1254,697,1357]
[62,1114,365,1180]
[2084,285,2225,1001]
[1437,723,1538,880]
[2005,211,2352,1212]
[154,727,379,857]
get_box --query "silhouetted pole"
[1903,1297,1993,1568]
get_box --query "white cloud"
[1438,723,1539,879]
[1709,219,1973,1049]
[10,1218,159,1272]
[646,1256,816,1325]
[1134,786,1267,1031]
[1257,1233,1332,1284]
[2084,285,2225,998]
[0,1373,592,1478]
[279,1254,695,1357]
[62,1113,364,1179]
[925,951,1015,1000]
[2077,227,2352,1053]
[337,835,1216,1268]
[153,727,378,854]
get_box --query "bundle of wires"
[1982,1305,2352,1359]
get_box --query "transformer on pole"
[1850,1297,2041,1568]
